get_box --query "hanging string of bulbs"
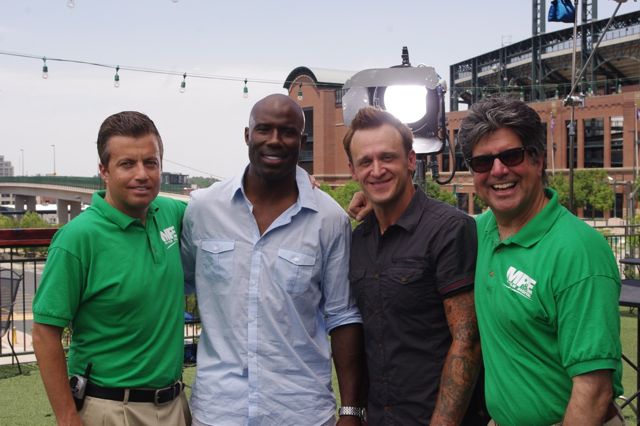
[1,50,342,100]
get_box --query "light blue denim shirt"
[181,166,361,426]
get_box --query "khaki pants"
[80,392,191,426]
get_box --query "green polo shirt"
[33,191,186,388]
[475,188,622,426]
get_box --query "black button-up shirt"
[349,188,480,425]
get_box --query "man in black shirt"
[343,107,485,425]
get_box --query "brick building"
[284,8,639,219]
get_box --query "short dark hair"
[97,111,163,166]
[458,96,546,180]
[343,107,414,162]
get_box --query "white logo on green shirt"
[505,266,537,300]
[160,226,178,249]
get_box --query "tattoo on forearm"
[431,292,482,424]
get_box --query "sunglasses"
[467,147,528,173]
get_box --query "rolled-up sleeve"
[321,215,362,332]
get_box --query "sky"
[1,0,635,179]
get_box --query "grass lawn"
[620,308,638,423]
[1,309,637,425]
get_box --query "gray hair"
[458,96,546,180]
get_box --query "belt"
[85,381,183,405]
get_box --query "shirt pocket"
[384,264,429,313]
[199,239,235,294]
[275,248,316,295]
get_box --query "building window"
[583,203,604,219]
[335,88,348,107]
[299,108,314,174]
[611,193,623,219]
[611,116,623,168]
[303,108,314,144]
[584,118,604,168]
[454,130,468,172]
[456,193,468,212]
[441,137,451,172]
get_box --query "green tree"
[548,173,569,206]
[0,215,17,229]
[424,180,456,206]
[473,194,487,212]
[18,211,53,228]
[547,170,613,215]
[576,169,613,215]
[320,181,361,211]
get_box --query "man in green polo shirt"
[32,111,191,426]
[459,97,623,426]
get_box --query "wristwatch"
[338,406,366,421]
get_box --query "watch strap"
[338,406,365,420]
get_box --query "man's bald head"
[244,93,307,183]
[249,94,305,131]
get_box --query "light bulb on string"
[180,73,187,93]
[243,78,249,99]
[42,57,48,79]
[297,83,303,101]
[114,66,120,88]
[67,0,76,8]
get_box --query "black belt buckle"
[153,382,180,406]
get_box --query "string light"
[180,73,187,93]
[297,83,303,101]
[8,49,628,100]
[114,65,120,88]
[41,57,48,79]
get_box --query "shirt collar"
[361,186,426,235]
[91,190,158,230]
[484,188,561,248]
[229,165,318,212]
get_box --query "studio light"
[342,47,446,156]
[342,47,455,185]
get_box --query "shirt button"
[489,271,495,277]
[213,245,219,251]
[293,256,299,262]
[374,273,379,279]
[248,352,255,358]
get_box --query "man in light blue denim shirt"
[181,94,365,426]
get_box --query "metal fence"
[0,229,199,364]
[594,224,640,277]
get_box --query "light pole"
[550,102,557,176]
[607,176,617,221]
[20,149,24,176]
[50,144,56,176]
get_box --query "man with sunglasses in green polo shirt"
[459,97,623,426]
[32,111,191,426]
